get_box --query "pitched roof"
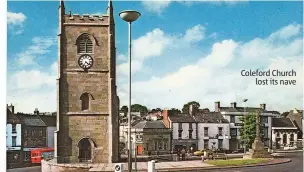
[169,114,196,123]
[281,112,290,117]
[287,109,303,132]
[133,120,167,129]
[16,113,46,127]
[38,115,56,126]
[219,107,268,113]
[272,118,296,128]
[7,108,21,124]
[194,112,229,123]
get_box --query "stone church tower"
[55,0,119,163]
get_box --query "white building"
[272,117,298,149]
[163,106,230,152]
[162,108,197,151]
[215,101,280,151]
[6,123,22,151]
[6,105,23,168]
[194,112,230,150]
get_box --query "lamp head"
[119,10,141,22]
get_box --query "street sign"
[114,163,123,172]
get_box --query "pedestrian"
[177,149,180,161]
[181,148,186,161]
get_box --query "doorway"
[137,145,143,155]
[78,138,92,162]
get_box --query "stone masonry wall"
[41,160,90,172]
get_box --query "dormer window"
[77,33,93,54]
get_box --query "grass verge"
[206,158,271,167]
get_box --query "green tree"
[151,108,162,113]
[170,108,181,114]
[120,105,128,117]
[121,105,128,112]
[182,101,200,114]
[239,112,265,149]
[131,104,148,115]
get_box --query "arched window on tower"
[77,33,93,54]
[80,93,90,111]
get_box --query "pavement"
[273,149,303,153]
[7,151,302,172]
[7,166,41,172]
[89,158,291,172]
[89,160,215,171]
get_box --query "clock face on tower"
[78,54,93,69]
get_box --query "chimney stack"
[230,102,237,108]
[8,104,14,114]
[260,104,266,110]
[34,108,39,115]
[215,101,220,112]
[189,104,193,115]
[162,108,170,128]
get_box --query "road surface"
[200,151,303,172]
[6,152,303,172]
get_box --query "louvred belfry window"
[77,33,93,54]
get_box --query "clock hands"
[78,55,93,69]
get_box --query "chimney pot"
[231,102,237,108]
[215,101,220,112]
[189,104,193,115]
[260,104,266,110]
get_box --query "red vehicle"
[31,148,54,163]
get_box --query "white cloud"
[184,25,206,42]
[7,62,57,113]
[7,34,57,113]
[51,61,58,74]
[141,0,247,14]
[117,54,127,62]
[141,0,172,14]
[8,70,56,90]
[117,28,172,75]
[16,37,56,66]
[7,12,26,25]
[7,11,26,34]
[268,23,302,40]
[117,23,303,112]
[117,25,205,76]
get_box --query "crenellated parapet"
[64,13,110,25]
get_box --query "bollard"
[148,160,155,172]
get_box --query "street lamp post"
[119,10,141,172]
[243,99,248,154]
[134,128,137,172]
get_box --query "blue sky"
[7,1,303,113]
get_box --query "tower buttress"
[58,0,65,35]
[107,0,114,25]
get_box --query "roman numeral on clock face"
[78,55,93,69]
